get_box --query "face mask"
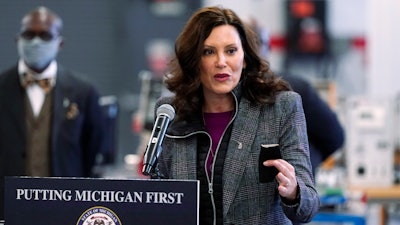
[17,36,61,70]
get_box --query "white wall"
[203,0,367,38]
[202,0,285,35]
[367,0,400,98]
[328,0,366,38]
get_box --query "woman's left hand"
[264,159,298,200]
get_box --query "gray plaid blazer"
[155,87,320,225]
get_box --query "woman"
[153,6,319,225]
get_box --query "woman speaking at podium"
[150,6,319,225]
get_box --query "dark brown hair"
[166,6,290,120]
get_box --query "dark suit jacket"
[280,73,345,175]
[0,64,106,219]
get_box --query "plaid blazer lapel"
[222,100,262,217]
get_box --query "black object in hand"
[259,144,281,183]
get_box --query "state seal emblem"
[76,206,122,225]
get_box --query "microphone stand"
[150,165,165,179]
[146,147,165,179]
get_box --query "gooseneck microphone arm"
[142,104,175,178]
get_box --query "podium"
[4,177,199,225]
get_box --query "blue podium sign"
[4,177,199,225]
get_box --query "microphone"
[142,104,175,176]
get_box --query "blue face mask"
[17,37,61,70]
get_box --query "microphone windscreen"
[156,104,175,120]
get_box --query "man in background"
[0,6,106,219]
[247,18,345,176]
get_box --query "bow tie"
[22,72,53,93]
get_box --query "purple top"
[203,110,233,177]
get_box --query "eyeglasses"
[19,31,58,41]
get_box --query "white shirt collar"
[18,59,58,86]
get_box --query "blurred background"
[1,1,400,224]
